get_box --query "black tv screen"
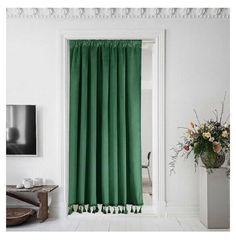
[6,105,37,155]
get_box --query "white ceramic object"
[199,166,230,229]
[22,178,34,189]
[33,177,43,186]
[16,183,24,189]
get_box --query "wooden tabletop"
[6,185,58,193]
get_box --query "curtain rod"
[67,39,155,44]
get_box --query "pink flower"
[183,145,190,151]
[213,142,222,154]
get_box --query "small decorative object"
[33,177,43,187]
[6,208,35,226]
[16,183,24,189]
[22,178,34,189]
[170,94,230,175]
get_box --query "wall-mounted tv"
[6,105,37,156]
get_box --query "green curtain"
[68,40,143,214]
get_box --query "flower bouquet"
[170,98,230,175]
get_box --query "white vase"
[199,166,230,229]
[22,178,34,189]
[33,177,43,186]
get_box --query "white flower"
[209,137,214,142]
[222,130,229,138]
[209,125,214,130]
[203,132,211,139]
[200,124,205,129]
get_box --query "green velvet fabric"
[68,40,143,208]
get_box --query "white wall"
[6,16,229,215]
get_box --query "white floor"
[143,178,152,195]
[6,181,229,232]
[6,179,228,232]
[6,213,229,232]
[143,176,152,207]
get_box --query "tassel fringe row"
[68,204,142,215]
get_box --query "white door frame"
[60,29,166,216]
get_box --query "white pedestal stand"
[199,167,230,229]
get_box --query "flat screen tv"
[6,105,37,156]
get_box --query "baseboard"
[166,203,199,217]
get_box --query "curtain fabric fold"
[69,40,143,214]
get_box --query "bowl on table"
[6,208,35,226]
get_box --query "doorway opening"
[141,43,153,210]
[61,31,166,216]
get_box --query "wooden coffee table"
[6,185,58,222]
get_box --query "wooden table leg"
[37,192,48,222]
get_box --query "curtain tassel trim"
[68,204,142,215]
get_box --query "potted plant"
[170,97,230,229]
